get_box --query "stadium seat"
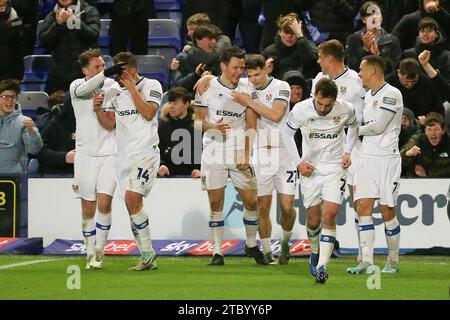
[17,92,49,118]
[103,55,113,67]
[27,158,39,175]
[147,47,177,66]
[34,20,47,54]
[136,55,170,90]
[23,55,53,82]
[154,0,182,11]
[148,19,181,51]
[99,19,111,49]
[156,11,182,29]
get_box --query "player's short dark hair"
[424,112,444,129]
[418,17,439,32]
[167,86,191,103]
[192,24,217,44]
[362,55,386,74]
[219,46,245,64]
[78,48,103,68]
[318,39,345,62]
[113,52,137,68]
[314,78,338,99]
[0,79,20,95]
[398,58,420,79]
[244,54,266,70]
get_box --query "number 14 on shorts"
[137,167,150,182]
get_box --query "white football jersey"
[312,67,366,155]
[195,77,252,151]
[360,82,403,159]
[70,77,118,157]
[286,98,356,171]
[250,77,291,148]
[108,77,163,157]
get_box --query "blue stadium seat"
[148,19,181,51]
[34,20,47,54]
[154,0,182,11]
[99,19,111,50]
[23,55,53,82]
[18,92,49,119]
[136,55,170,90]
[21,83,47,92]
[147,47,177,66]
[156,10,182,29]
[27,158,39,175]
[103,55,113,67]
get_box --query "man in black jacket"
[36,91,76,176]
[0,0,24,80]
[386,57,445,118]
[262,12,319,80]
[39,0,100,94]
[158,87,201,177]
[392,0,450,50]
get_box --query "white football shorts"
[73,153,116,201]
[353,156,401,207]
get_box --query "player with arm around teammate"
[194,46,266,266]
[231,54,297,265]
[70,48,124,269]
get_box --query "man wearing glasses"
[0,79,43,174]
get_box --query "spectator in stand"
[36,91,76,176]
[0,79,43,174]
[386,58,445,120]
[172,25,221,97]
[399,107,422,150]
[392,0,450,51]
[290,0,359,45]
[402,17,450,82]
[282,70,310,157]
[182,0,243,44]
[12,0,38,57]
[0,0,24,81]
[158,87,201,178]
[353,0,418,33]
[401,112,450,177]
[346,1,401,75]
[262,13,319,80]
[39,0,100,94]
[238,0,262,54]
[418,49,450,102]
[109,0,156,56]
[259,0,294,51]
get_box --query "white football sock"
[130,209,154,253]
[384,217,400,265]
[317,228,336,270]
[281,228,293,244]
[261,237,272,254]
[359,216,375,265]
[82,217,96,258]
[354,215,362,262]
[95,212,111,252]
[209,211,224,255]
[243,209,259,248]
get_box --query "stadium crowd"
[0,0,449,177]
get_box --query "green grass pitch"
[0,255,449,300]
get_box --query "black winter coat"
[262,34,319,80]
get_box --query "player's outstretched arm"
[344,114,359,154]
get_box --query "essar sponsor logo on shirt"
[216,110,245,118]
[309,132,338,139]
[118,109,140,116]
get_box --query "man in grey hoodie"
[0,79,43,174]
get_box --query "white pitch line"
[0,259,60,270]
